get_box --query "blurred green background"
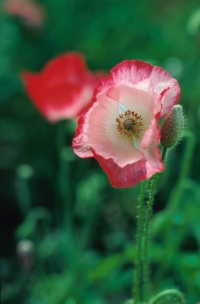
[0,0,200,303]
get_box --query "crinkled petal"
[140,87,170,149]
[109,60,180,117]
[92,147,164,188]
[72,108,94,158]
[106,84,154,121]
[150,66,180,117]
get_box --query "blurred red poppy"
[4,0,45,27]
[21,53,105,122]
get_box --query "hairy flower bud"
[161,105,184,148]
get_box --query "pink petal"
[150,66,180,117]
[72,106,96,159]
[73,98,144,166]
[110,60,180,117]
[92,147,164,188]
[140,87,170,149]
[106,84,154,117]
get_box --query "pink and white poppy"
[72,60,180,188]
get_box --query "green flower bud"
[161,105,184,148]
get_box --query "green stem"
[16,177,31,218]
[134,180,147,303]
[143,148,167,300]
[155,131,196,283]
[161,147,167,162]
[56,121,74,230]
[148,289,185,304]
[143,173,158,300]
[167,130,195,213]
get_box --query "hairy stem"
[143,147,167,300]
[143,174,158,300]
[134,180,147,303]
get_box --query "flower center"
[116,110,143,138]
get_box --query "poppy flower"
[21,53,105,122]
[4,0,45,27]
[72,60,180,188]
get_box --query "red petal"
[21,53,103,122]
[92,149,164,188]
[43,53,87,81]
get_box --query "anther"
[116,109,143,138]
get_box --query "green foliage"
[1,0,200,303]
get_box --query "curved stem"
[134,180,147,303]
[148,289,185,304]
